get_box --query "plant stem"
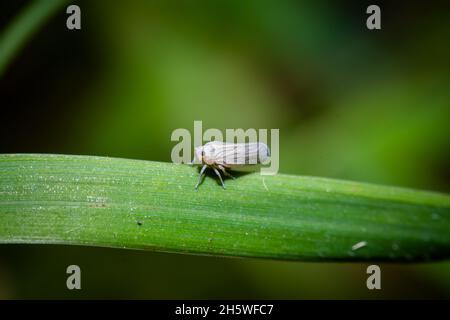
[1,154,449,261]
[0,0,68,76]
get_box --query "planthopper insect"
[192,141,270,190]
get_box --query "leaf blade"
[0,153,449,261]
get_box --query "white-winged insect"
[192,141,270,190]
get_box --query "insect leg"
[218,164,235,180]
[213,167,226,189]
[195,165,208,190]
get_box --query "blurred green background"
[0,0,449,298]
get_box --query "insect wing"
[211,142,269,166]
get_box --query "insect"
[193,141,270,189]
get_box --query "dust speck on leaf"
[351,241,367,251]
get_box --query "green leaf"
[0,154,449,261]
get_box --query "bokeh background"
[1,0,449,299]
